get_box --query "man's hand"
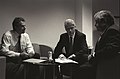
[58,54,66,60]
[20,52,29,59]
[7,51,20,57]
[68,54,76,59]
[28,53,34,58]
[88,52,95,60]
[88,54,92,60]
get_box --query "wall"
[81,0,93,48]
[0,0,93,49]
[75,0,93,48]
[0,0,75,48]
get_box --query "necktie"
[69,36,73,54]
[17,35,21,53]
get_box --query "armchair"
[25,43,54,79]
[32,43,53,58]
[0,56,6,79]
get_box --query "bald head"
[64,19,76,27]
[64,19,76,36]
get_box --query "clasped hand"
[20,52,30,59]
[58,54,76,60]
[58,54,66,60]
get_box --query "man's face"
[95,19,106,32]
[15,21,26,34]
[65,24,76,36]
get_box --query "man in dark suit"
[90,10,120,79]
[54,19,88,79]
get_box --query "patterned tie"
[69,36,73,55]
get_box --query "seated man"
[0,17,39,79]
[54,19,89,79]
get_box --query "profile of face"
[15,21,26,34]
[95,19,107,32]
[65,24,76,36]
[94,10,114,32]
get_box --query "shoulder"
[3,30,13,37]
[76,30,86,37]
[107,25,119,34]
[60,33,68,37]
[22,32,29,37]
[107,28,120,35]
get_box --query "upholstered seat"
[0,56,6,79]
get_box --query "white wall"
[0,0,75,48]
[75,0,93,48]
[81,0,93,48]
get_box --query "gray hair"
[94,10,115,26]
[64,19,76,27]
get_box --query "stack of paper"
[23,58,47,64]
[55,58,78,64]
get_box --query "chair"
[0,56,6,79]
[32,43,53,58]
[39,44,53,58]
[0,44,6,79]
[31,43,54,79]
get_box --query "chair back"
[40,45,53,58]
[32,43,53,58]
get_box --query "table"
[55,58,78,79]
[23,59,57,79]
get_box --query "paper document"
[23,58,47,64]
[55,58,78,64]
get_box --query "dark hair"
[94,10,115,26]
[12,17,25,30]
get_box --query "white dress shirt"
[1,30,35,57]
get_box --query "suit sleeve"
[72,34,88,64]
[25,34,35,55]
[95,29,120,59]
[75,34,88,56]
[54,35,65,58]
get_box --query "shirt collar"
[69,31,75,39]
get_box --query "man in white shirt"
[0,17,39,79]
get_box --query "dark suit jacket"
[54,30,88,64]
[94,25,120,63]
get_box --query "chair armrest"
[0,56,6,79]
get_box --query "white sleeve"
[1,33,20,57]
[25,34,35,55]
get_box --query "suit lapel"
[95,28,108,52]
